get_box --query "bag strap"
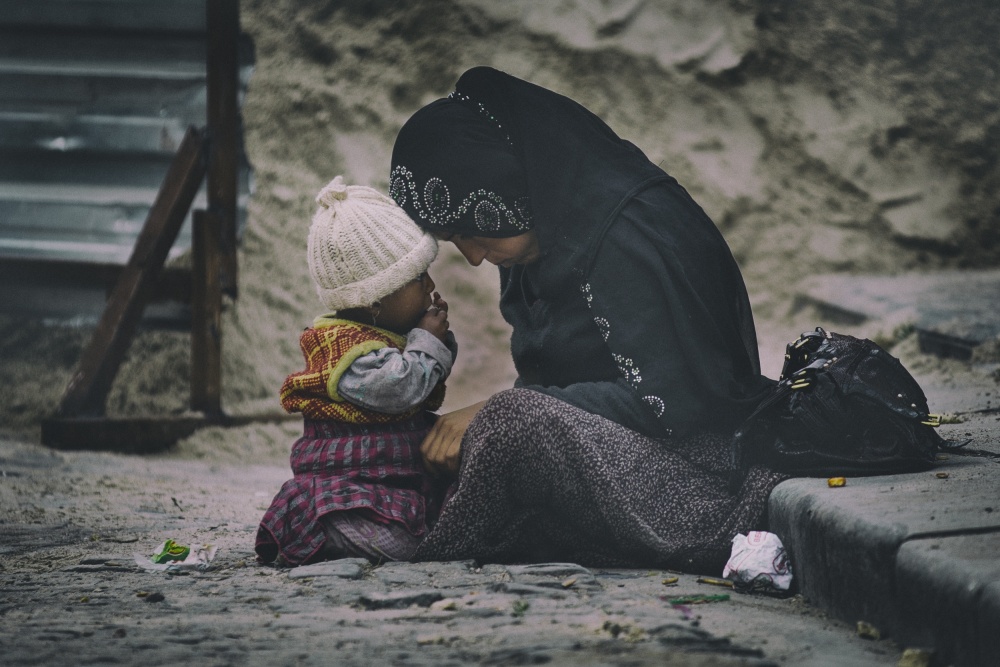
[780,327,829,380]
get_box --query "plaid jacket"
[280,319,446,423]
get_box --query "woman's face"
[434,231,541,267]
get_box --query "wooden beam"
[190,209,223,414]
[56,126,207,417]
[41,412,299,453]
[0,258,194,306]
[42,415,211,453]
[206,0,240,297]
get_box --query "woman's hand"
[421,400,487,476]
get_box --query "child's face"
[377,272,436,334]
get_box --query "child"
[255,176,457,566]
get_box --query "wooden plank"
[190,209,222,414]
[42,415,210,453]
[56,126,207,417]
[0,258,193,305]
[206,0,240,297]
[41,412,299,453]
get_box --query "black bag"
[732,327,949,476]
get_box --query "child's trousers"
[321,511,422,562]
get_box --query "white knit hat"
[307,176,438,311]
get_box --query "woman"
[389,67,784,572]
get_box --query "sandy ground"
[0,438,906,667]
[2,335,996,665]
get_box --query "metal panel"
[0,0,253,284]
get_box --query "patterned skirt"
[255,414,446,566]
[412,389,787,573]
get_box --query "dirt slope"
[1,0,996,448]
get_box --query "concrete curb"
[897,533,1000,666]
[769,456,1000,666]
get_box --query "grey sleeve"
[336,329,457,414]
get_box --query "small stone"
[373,563,431,586]
[511,599,530,617]
[490,582,567,598]
[455,607,504,619]
[505,563,591,578]
[272,185,298,203]
[416,634,448,646]
[63,564,127,573]
[857,620,881,640]
[358,590,445,610]
[429,599,457,611]
[288,558,367,580]
[897,647,933,667]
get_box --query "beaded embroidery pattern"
[389,165,532,234]
[448,91,512,144]
[579,282,668,422]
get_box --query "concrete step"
[897,532,1000,666]
[792,269,1000,360]
[770,453,1000,666]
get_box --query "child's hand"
[416,302,449,342]
[431,291,448,313]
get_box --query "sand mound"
[2,0,996,452]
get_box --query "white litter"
[722,531,793,594]
[134,543,219,572]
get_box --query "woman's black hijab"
[390,67,769,435]
[390,66,666,278]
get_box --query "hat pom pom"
[316,176,348,208]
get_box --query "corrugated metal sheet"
[0,0,254,267]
